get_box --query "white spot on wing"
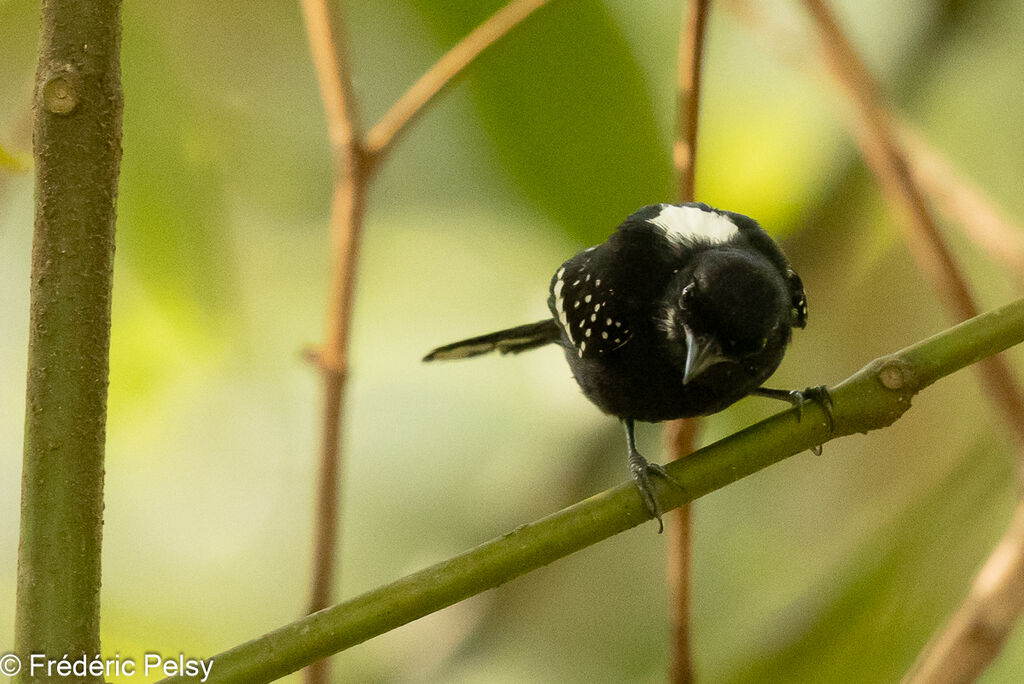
[647,204,738,245]
[553,273,568,348]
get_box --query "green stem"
[14,1,123,681]
[159,297,1024,684]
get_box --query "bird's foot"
[628,450,683,534]
[784,386,834,430]
[794,385,833,455]
[754,385,834,455]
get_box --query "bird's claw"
[628,451,683,533]
[784,385,833,454]
[784,385,833,428]
[781,386,833,429]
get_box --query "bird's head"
[661,248,793,384]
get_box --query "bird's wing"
[549,214,693,360]
[550,249,639,358]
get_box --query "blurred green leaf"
[117,9,237,316]
[409,0,674,242]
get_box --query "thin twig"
[301,0,361,162]
[300,1,367,682]
[156,296,1024,684]
[666,2,712,682]
[665,416,699,684]
[299,3,558,681]
[802,0,973,319]
[674,0,711,203]
[363,0,555,166]
[723,0,1024,291]
[801,1,1024,679]
[801,0,1024,451]
[725,0,1024,448]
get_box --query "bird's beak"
[683,326,727,384]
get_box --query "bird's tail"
[423,319,560,362]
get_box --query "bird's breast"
[561,331,786,422]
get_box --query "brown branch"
[801,0,1024,451]
[802,0,974,320]
[665,2,713,683]
[299,3,557,681]
[724,0,1024,450]
[800,1,1024,679]
[363,0,555,166]
[299,1,368,682]
[673,0,711,202]
[720,3,1024,678]
[722,0,1024,293]
[665,418,700,684]
[302,0,361,164]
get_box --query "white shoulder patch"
[646,204,738,245]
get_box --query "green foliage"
[411,0,674,242]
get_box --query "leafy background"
[2,0,1023,681]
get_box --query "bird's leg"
[623,418,683,533]
[752,386,834,427]
[752,385,834,454]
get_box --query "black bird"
[424,202,830,531]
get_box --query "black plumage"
[425,202,828,530]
